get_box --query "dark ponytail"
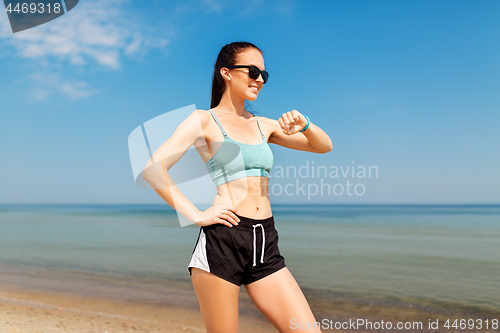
[210,41,262,110]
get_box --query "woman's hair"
[210,41,263,110]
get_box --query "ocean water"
[0,203,498,313]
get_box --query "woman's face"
[222,48,266,101]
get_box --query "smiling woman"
[142,41,332,333]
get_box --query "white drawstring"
[252,224,266,267]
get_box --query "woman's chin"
[246,93,258,101]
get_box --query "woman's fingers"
[281,113,289,126]
[229,210,240,223]
[216,215,236,227]
[213,205,240,227]
[286,111,295,125]
[219,217,233,228]
[216,217,234,228]
[278,111,302,135]
[220,211,239,226]
[278,117,284,128]
[279,116,291,134]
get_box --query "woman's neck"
[217,89,247,117]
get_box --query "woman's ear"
[220,67,231,83]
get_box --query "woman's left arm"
[264,110,333,153]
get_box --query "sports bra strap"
[210,110,264,139]
[209,110,227,137]
[254,115,265,139]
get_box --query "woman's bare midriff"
[211,176,272,219]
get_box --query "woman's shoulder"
[194,108,210,114]
[192,109,212,122]
[174,109,212,133]
[195,108,220,118]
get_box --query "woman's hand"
[279,110,308,135]
[193,204,241,228]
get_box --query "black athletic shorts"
[187,214,286,286]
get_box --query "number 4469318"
[5,2,62,14]
[444,318,498,330]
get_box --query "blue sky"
[0,0,498,204]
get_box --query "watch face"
[3,0,80,33]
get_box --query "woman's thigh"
[244,267,321,333]
[191,268,241,333]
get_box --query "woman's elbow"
[142,165,160,184]
[317,141,333,154]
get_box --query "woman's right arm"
[141,110,240,227]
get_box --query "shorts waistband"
[233,214,274,232]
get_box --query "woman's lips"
[249,86,258,93]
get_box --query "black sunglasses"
[226,65,269,84]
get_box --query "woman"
[143,41,332,332]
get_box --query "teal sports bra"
[205,110,273,187]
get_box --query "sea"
[0,203,498,317]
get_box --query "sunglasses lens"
[248,66,269,84]
[248,66,260,80]
[262,71,269,84]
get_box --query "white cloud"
[0,0,170,69]
[0,0,294,101]
[29,72,97,101]
[0,0,171,101]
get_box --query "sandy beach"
[0,285,206,333]
[0,284,278,333]
[1,204,498,333]
[2,282,498,333]
[0,261,284,333]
